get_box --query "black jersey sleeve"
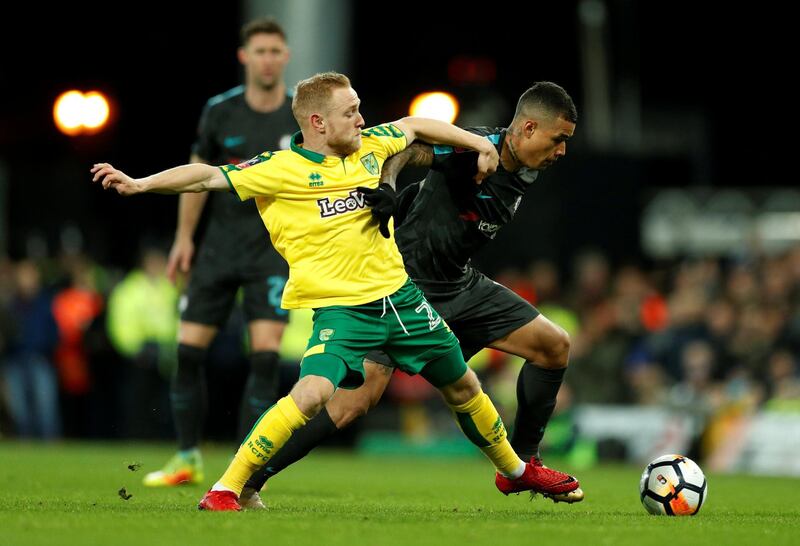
[431,144,476,172]
[430,127,500,178]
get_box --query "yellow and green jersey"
[221,124,408,309]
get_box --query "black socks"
[509,363,566,460]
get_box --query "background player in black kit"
[241,82,583,504]
[143,18,297,490]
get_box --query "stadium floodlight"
[82,92,110,130]
[409,91,459,123]
[53,90,86,136]
[53,90,111,136]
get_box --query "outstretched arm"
[391,117,497,183]
[379,142,433,190]
[90,162,229,196]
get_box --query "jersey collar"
[290,132,326,164]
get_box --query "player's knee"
[540,326,570,369]
[292,393,327,419]
[249,338,282,352]
[328,391,373,427]
[441,368,481,405]
[289,376,335,418]
[340,400,372,426]
[178,322,216,348]
[248,323,285,352]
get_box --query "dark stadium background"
[0,2,789,274]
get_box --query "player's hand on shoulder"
[474,142,499,184]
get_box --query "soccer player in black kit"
[143,18,297,492]
[240,81,583,505]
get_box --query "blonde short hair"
[292,72,351,126]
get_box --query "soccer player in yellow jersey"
[92,72,553,511]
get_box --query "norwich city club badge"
[360,152,379,175]
[319,328,335,341]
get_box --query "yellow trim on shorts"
[303,344,326,358]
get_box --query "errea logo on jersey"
[317,190,367,218]
[308,172,324,187]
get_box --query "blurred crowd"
[1,242,799,461]
[509,246,800,412]
[0,240,303,443]
[477,245,800,463]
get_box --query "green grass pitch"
[0,443,797,545]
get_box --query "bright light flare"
[54,90,111,135]
[409,91,459,123]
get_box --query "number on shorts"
[415,301,441,331]
[267,276,288,316]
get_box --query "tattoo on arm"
[405,142,434,168]
[380,143,434,189]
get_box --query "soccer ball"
[639,454,708,516]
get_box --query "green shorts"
[299,278,466,389]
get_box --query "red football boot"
[198,489,242,511]
[496,457,584,503]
